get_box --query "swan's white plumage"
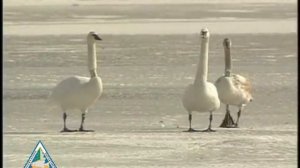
[49,31,103,131]
[215,38,252,127]
[49,76,103,110]
[182,83,220,113]
[181,28,220,131]
[215,38,252,108]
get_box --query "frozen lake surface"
[3,2,297,168]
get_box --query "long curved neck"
[194,37,209,86]
[87,39,98,78]
[224,46,231,77]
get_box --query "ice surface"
[3,2,297,168]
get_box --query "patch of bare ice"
[4,19,296,35]
[284,54,295,58]
[212,9,258,13]
[72,15,123,19]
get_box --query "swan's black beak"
[200,28,209,39]
[93,34,102,41]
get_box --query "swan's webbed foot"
[60,128,78,133]
[78,113,94,132]
[232,123,239,128]
[201,128,216,132]
[79,127,95,132]
[184,128,200,132]
[219,110,235,128]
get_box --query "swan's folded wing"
[232,74,252,93]
[49,76,90,101]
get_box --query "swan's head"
[88,31,102,41]
[201,28,210,39]
[223,38,231,49]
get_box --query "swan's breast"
[88,76,103,97]
[215,76,234,96]
[182,84,196,111]
[182,83,220,112]
[205,82,221,110]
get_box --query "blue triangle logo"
[24,140,57,168]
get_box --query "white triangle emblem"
[24,141,57,168]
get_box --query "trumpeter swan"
[49,31,103,132]
[182,28,220,132]
[215,38,253,128]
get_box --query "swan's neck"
[224,47,231,77]
[89,69,97,78]
[194,38,209,86]
[87,39,98,78]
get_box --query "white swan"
[49,32,103,132]
[215,38,253,128]
[182,28,220,132]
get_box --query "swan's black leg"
[234,108,242,128]
[219,105,235,128]
[63,112,67,129]
[79,111,94,132]
[184,113,198,132]
[187,114,196,132]
[61,112,77,132]
[202,111,216,132]
[79,113,85,131]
